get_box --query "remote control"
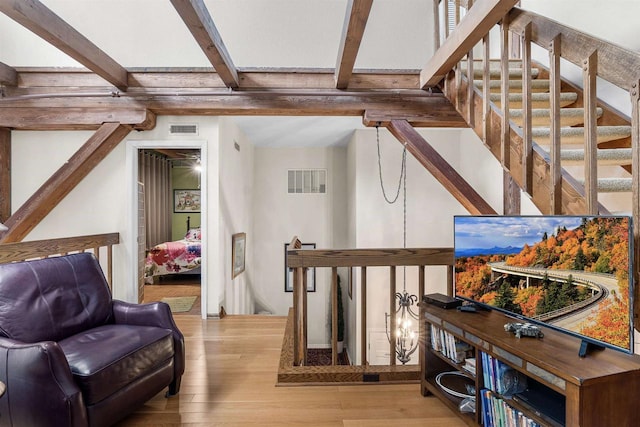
[457,305,477,312]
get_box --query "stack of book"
[480,389,542,427]
[430,325,473,364]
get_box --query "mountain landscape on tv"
[454,216,631,351]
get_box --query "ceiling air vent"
[169,123,199,136]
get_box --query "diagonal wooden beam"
[170,0,239,89]
[0,0,128,90]
[387,119,496,215]
[335,0,374,89]
[420,0,519,88]
[0,128,10,224]
[0,122,131,243]
[0,61,17,86]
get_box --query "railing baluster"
[444,0,450,40]
[433,0,440,51]
[331,267,338,365]
[361,266,367,366]
[389,265,396,366]
[482,32,490,143]
[583,50,599,214]
[500,14,511,168]
[521,22,533,193]
[550,35,562,214]
[466,0,475,127]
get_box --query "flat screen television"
[454,215,634,354]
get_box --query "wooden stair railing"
[432,1,639,318]
[0,233,120,289]
[285,239,453,380]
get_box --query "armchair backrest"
[0,253,113,343]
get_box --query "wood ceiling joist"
[0,108,156,131]
[363,108,466,128]
[0,129,10,223]
[0,0,128,91]
[170,0,239,89]
[0,61,17,86]
[420,0,520,88]
[0,92,459,119]
[386,119,496,215]
[0,123,131,243]
[335,0,374,89]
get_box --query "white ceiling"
[231,116,365,147]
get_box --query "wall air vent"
[169,124,199,136]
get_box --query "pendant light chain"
[376,124,408,291]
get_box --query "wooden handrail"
[0,232,120,288]
[287,247,453,268]
[509,8,640,91]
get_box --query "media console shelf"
[420,303,640,426]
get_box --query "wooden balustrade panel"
[0,233,119,263]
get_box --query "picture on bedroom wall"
[174,189,201,213]
[232,232,246,279]
[284,242,316,292]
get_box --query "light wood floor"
[115,314,467,426]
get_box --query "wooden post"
[331,267,338,366]
[361,266,367,365]
[549,35,562,214]
[500,15,511,168]
[0,128,10,225]
[418,265,425,300]
[466,0,475,126]
[521,22,533,192]
[389,265,397,366]
[583,50,599,214]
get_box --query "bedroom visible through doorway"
[139,148,202,316]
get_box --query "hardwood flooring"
[143,275,201,316]
[115,314,466,426]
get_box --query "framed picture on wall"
[232,233,246,279]
[284,242,316,292]
[174,189,201,213]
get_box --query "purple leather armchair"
[0,253,185,427]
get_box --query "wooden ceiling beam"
[0,0,128,90]
[0,93,461,120]
[387,119,496,215]
[335,0,374,89]
[0,108,156,131]
[0,61,17,86]
[363,109,466,128]
[420,0,520,88]
[0,123,131,243]
[170,0,239,88]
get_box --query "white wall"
[345,127,504,364]
[252,146,348,346]
[218,117,256,315]
[11,130,130,298]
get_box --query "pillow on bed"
[185,227,201,241]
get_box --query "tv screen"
[454,215,633,353]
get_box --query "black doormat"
[306,348,350,366]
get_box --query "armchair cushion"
[59,324,174,405]
[0,254,112,343]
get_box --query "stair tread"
[466,68,540,79]
[577,177,632,192]
[509,107,603,117]
[531,125,631,145]
[490,92,577,102]
[560,148,632,162]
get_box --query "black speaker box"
[422,293,462,309]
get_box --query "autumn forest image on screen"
[454,216,632,350]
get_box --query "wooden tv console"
[420,303,640,426]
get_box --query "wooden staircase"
[464,60,633,207]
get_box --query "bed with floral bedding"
[144,227,201,279]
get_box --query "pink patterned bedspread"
[144,239,201,277]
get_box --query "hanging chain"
[375,124,408,291]
[376,125,406,204]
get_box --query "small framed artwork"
[232,232,246,279]
[174,189,201,213]
[284,242,316,292]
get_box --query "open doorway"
[140,149,202,315]
[126,140,208,319]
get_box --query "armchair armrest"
[0,337,87,426]
[112,300,185,390]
